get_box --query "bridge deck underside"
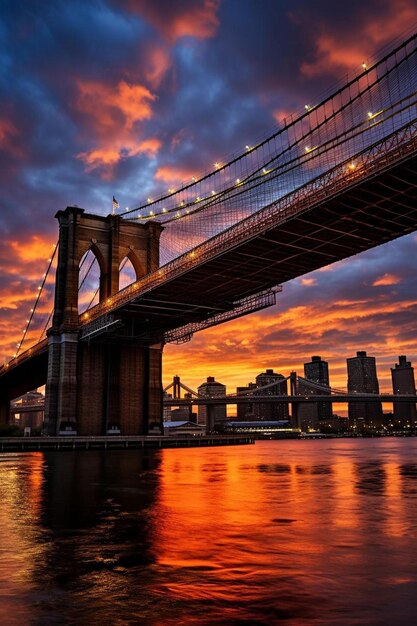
[0,348,48,400]
[115,155,417,338]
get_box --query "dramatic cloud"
[75,80,159,176]
[299,0,417,77]
[372,274,401,287]
[122,0,221,42]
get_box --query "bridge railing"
[0,338,48,374]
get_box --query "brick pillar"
[108,215,121,296]
[146,222,161,273]
[45,332,78,434]
[76,343,106,435]
[44,334,61,435]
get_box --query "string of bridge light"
[14,242,58,360]
[159,64,417,226]
[148,95,414,228]
[124,81,408,225]
[121,33,417,223]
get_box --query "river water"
[1,438,417,625]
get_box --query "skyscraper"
[198,376,226,432]
[391,355,417,426]
[236,382,257,420]
[295,356,332,431]
[254,369,289,420]
[303,355,333,420]
[347,351,383,429]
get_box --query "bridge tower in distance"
[44,206,163,436]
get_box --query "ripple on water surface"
[1,439,417,624]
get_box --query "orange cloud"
[143,44,172,89]
[76,80,156,131]
[8,236,55,265]
[300,277,316,287]
[372,274,401,287]
[125,0,221,42]
[155,165,198,184]
[301,0,417,77]
[75,80,159,176]
[301,36,364,77]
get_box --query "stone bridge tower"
[44,206,163,436]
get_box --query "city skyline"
[1,2,417,394]
[164,351,417,397]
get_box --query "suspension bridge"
[162,373,417,405]
[1,34,417,435]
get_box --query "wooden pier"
[0,434,255,452]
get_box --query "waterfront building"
[304,355,333,419]
[236,382,257,420]
[296,356,332,431]
[11,390,44,430]
[391,355,417,427]
[347,351,383,430]
[198,376,226,432]
[163,421,205,437]
[254,369,289,420]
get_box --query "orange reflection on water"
[383,461,406,538]
[154,444,339,612]
[0,453,46,625]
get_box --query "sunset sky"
[1,0,417,402]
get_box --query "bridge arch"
[78,246,106,313]
[119,254,137,291]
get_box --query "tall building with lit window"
[347,351,383,429]
[254,369,289,420]
[303,355,333,420]
[198,376,226,431]
[391,355,417,425]
[236,382,257,420]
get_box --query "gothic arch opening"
[119,256,137,290]
[78,249,101,314]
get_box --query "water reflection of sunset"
[1,442,417,624]
[151,440,417,624]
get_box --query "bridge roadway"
[164,394,417,406]
[79,121,417,344]
[11,394,417,415]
